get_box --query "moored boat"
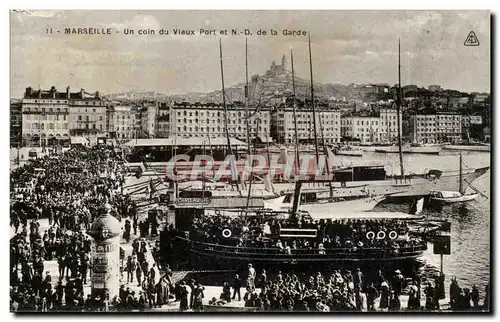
[429,190,479,203]
[443,144,490,152]
[374,145,440,155]
[166,209,431,267]
[333,146,363,157]
[263,187,385,215]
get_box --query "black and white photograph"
[8,9,491,314]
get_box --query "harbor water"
[363,151,491,299]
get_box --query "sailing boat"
[263,41,386,215]
[429,152,479,203]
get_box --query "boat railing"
[175,236,427,257]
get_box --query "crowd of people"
[210,263,489,312]
[112,239,173,311]
[9,145,490,313]
[9,146,139,312]
[191,213,425,254]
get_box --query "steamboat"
[159,38,450,269]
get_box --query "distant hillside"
[105,91,170,101]
[104,57,384,103]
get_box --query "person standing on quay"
[449,277,460,309]
[365,282,379,311]
[247,264,256,290]
[379,281,390,311]
[232,274,242,301]
[483,281,490,310]
[192,283,205,312]
[136,264,143,287]
[437,272,446,299]
[179,281,189,311]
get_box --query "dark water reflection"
[375,167,491,300]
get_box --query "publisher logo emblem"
[464,31,480,46]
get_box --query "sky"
[10,10,490,98]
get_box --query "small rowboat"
[429,190,479,204]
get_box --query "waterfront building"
[10,100,22,147]
[106,105,134,141]
[67,88,107,144]
[272,101,341,145]
[139,103,158,138]
[156,102,171,138]
[21,86,71,147]
[408,111,462,143]
[169,101,271,142]
[341,108,401,144]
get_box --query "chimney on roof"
[50,86,57,99]
[95,91,100,98]
[66,86,70,99]
[25,87,33,98]
[80,88,85,98]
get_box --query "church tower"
[281,54,287,71]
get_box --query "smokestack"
[66,86,70,99]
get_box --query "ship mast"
[219,39,241,194]
[397,38,405,177]
[290,49,301,174]
[245,38,251,158]
[245,38,255,211]
[308,34,320,165]
[459,152,464,195]
[308,35,333,197]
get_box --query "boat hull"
[431,193,479,203]
[264,195,385,216]
[374,147,440,155]
[443,145,490,152]
[172,237,427,266]
[265,167,489,198]
[335,151,363,157]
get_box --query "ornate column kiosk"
[87,208,122,300]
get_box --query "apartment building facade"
[341,108,402,143]
[169,102,271,142]
[106,105,134,141]
[273,106,341,145]
[21,86,71,147]
[408,112,462,143]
